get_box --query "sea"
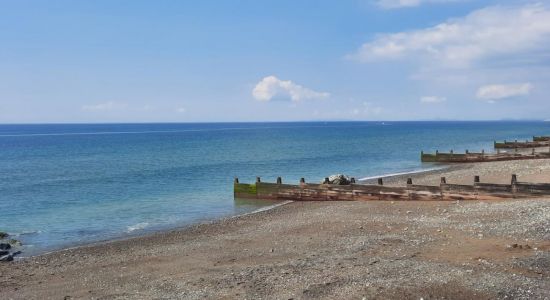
[1,121,548,255]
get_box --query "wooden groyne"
[234,175,550,202]
[420,149,550,163]
[533,136,550,142]
[494,139,549,149]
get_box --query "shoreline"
[17,167,449,258]
[11,159,546,258]
[2,159,550,299]
[19,201,296,259]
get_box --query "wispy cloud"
[252,76,330,102]
[375,0,462,9]
[476,83,533,102]
[82,101,127,112]
[420,96,446,103]
[176,107,187,113]
[350,4,550,68]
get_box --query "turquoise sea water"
[1,121,549,255]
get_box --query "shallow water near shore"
[1,121,549,255]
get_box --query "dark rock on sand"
[0,243,11,250]
[0,254,14,262]
[0,250,9,256]
[0,231,8,239]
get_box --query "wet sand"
[1,159,550,299]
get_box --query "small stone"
[270,248,274,253]
[0,254,14,262]
[406,211,412,214]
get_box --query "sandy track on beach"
[2,160,550,299]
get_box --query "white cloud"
[82,101,126,112]
[350,4,550,68]
[362,102,383,115]
[376,0,460,9]
[176,107,187,113]
[252,76,330,102]
[476,83,533,101]
[420,96,446,103]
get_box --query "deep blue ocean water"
[1,121,549,255]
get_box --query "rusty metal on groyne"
[234,175,550,202]
[420,149,550,163]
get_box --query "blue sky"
[1,0,549,123]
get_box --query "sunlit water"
[1,121,548,255]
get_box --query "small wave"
[126,222,150,233]
[359,167,445,181]
[10,230,42,237]
[234,201,294,218]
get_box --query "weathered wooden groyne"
[234,175,550,201]
[533,136,550,142]
[420,149,550,163]
[494,139,549,149]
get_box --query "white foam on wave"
[358,167,445,181]
[126,222,150,233]
[234,201,294,218]
[10,230,42,237]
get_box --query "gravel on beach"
[1,159,550,299]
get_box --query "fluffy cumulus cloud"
[476,83,533,101]
[350,4,550,68]
[252,76,330,102]
[376,0,460,9]
[420,96,446,103]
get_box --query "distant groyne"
[494,139,549,149]
[420,149,550,163]
[234,175,550,202]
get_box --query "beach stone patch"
[0,243,11,250]
[0,253,14,262]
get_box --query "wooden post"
[234,177,239,184]
[276,177,282,184]
[511,174,518,197]
[440,177,446,184]
[474,175,480,183]
[407,178,413,185]
[350,177,356,184]
[532,148,536,155]
[377,178,383,185]
[324,177,330,184]
[256,176,261,183]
